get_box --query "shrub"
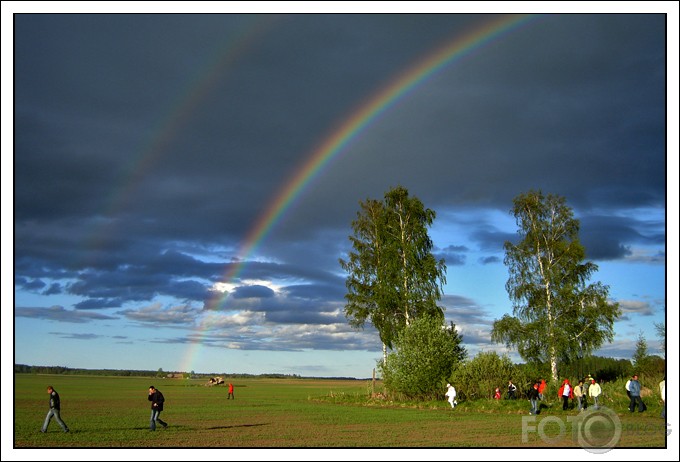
[380,315,465,400]
[449,351,517,400]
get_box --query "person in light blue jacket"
[628,375,645,413]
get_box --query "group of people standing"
[444,374,666,417]
[558,376,602,411]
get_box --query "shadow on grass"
[207,423,268,430]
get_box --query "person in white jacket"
[445,383,457,409]
[660,378,665,418]
[588,378,602,409]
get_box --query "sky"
[4,3,679,384]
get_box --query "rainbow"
[183,13,540,372]
[206,13,538,308]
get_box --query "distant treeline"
[556,356,635,382]
[13,364,363,381]
[556,354,665,382]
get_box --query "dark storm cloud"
[264,309,343,325]
[12,13,667,354]
[43,283,63,296]
[579,214,666,262]
[51,332,100,341]
[591,337,665,361]
[16,306,118,324]
[15,277,46,292]
[464,210,667,263]
[282,283,346,301]
[74,298,127,310]
[436,245,468,266]
[469,227,516,252]
[153,322,379,352]
[232,285,276,299]
[118,303,199,325]
[221,288,345,325]
[479,256,501,265]
[441,295,495,327]
[617,299,657,321]
[455,330,494,346]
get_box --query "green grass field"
[14,374,667,448]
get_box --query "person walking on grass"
[588,378,602,410]
[538,379,547,401]
[574,380,584,412]
[659,378,665,419]
[227,382,235,400]
[628,375,645,413]
[528,381,540,415]
[41,386,69,433]
[558,379,573,410]
[445,383,457,409]
[148,385,168,430]
[507,380,517,400]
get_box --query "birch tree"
[339,186,447,361]
[491,190,620,382]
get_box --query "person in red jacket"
[227,383,235,400]
[558,379,573,410]
[494,387,501,400]
[538,379,547,401]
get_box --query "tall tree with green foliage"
[632,331,649,369]
[491,190,620,382]
[339,186,447,360]
[654,320,665,358]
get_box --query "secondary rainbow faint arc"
[205,13,537,312]
[81,15,278,265]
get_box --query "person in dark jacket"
[41,386,69,433]
[528,381,540,415]
[148,385,168,430]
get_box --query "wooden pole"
[372,368,376,396]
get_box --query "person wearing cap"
[588,378,602,410]
[445,383,457,409]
